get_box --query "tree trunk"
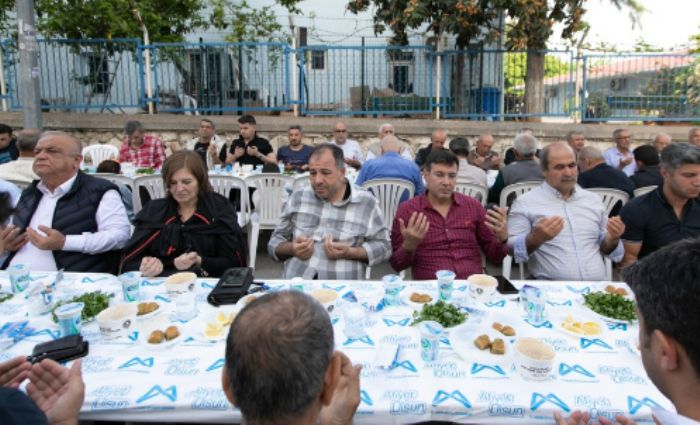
[524,50,544,122]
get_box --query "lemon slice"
[582,322,602,335]
[205,322,224,338]
[216,311,235,326]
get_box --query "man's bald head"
[381,135,401,154]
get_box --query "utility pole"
[17,0,42,129]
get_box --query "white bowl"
[164,272,197,298]
[514,338,556,381]
[310,289,339,314]
[96,303,137,340]
[467,274,498,301]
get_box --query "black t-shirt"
[193,142,211,165]
[620,186,700,259]
[0,387,50,425]
[219,135,273,167]
[630,165,664,189]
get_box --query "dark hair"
[660,142,700,172]
[622,238,700,377]
[225,291,334,422]
[161,150,212,197]
[424,149,459,171]
[124,120,143,136]
[449,137,470,157]
[288,125,303,132]
[0,191,15,223]
[309,143,345,169]
[238,115,257,125]
[96,159,121,174]
[17,129,41,152]
[633,144,660,166]
[200,118,215,129]
[0,124,12,135]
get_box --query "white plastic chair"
[588,188,630,217]
[292,175,311,193]
[361,178,415,279]
[132,175,166,214]
[499,181,541,209]
[633,185,657,198]
[93,173,135,193]
[82,144,119,166]
[455,180,488,207]
[209,175,250,228]
[6,179,30,191]
[245,174,293,270]
[500,181,540,280]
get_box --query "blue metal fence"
[0,38,698,122]
[582,53,700,122]
[298,45,435,116]
[146,42,291,114]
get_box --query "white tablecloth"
[0,272,671,424]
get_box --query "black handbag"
[27,334,89,364]
[207,267,254,306]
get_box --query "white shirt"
[508,182,623,280]
[603,146,637,176]
[330,139,364,164]
[10,174,131,271]
[0,158,38,184]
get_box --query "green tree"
[504,0,643,118]
[0,0,14,37]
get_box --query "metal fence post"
[17,0,42,129]
[0,42,7,112]
[580,56,587,122]
[435,43,441,120]
[291,35,299,117]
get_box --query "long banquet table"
[0,272,671,424]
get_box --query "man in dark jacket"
[631,144,664,189]
[578,145,634,216]
[1,131,130,273]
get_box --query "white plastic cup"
[27,287,55,316]
[290,277,305,292]
[418,320,443,362]
[119,271,141,302]
[514,338,556,380]
[8,264,31,293]
[467,274,498,301]
[55,302,84,336]
[382,274,402,307]
[343,305,366,339]
[213,164,222,174]
[436,270,456,302]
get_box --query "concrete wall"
[0,112,696,155]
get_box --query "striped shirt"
[508,182,623,280]
[268,181,391,279]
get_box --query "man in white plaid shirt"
[268,144,391,279]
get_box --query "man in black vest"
[1,131,131,273]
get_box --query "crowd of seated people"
[0,119,697,284]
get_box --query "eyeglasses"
[334,129,347,133]
[615,136,631,140]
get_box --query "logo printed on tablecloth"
[81,276,109,283]
[88,385,132,411]
[165,358,200,376]
[360,390,374,406]
[189,387,231,410]
[607,323,628,331]
[547,300,573,307]
[627,396,662,415]
[530,393,570,413]
[566,285,590,295]
[580,338,613,351]
[427,362,467,379]
[118,356,154,371]
[82,356,115,374]
[598,366,647,385]
[136,385,177,404]
[342,335,374,347]
[26,328,61,340]
[559,363,596,379]
[382,317,411,327]
[141,279,163,286]
[432,390,472,409]
[471,363,507,377]
[390,359,418,373]
[484,300,506,308]
[206,358,225,372]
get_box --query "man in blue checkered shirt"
[268,144,391,279]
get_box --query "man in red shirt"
[118,120,166,169]
[390,150,510,279]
